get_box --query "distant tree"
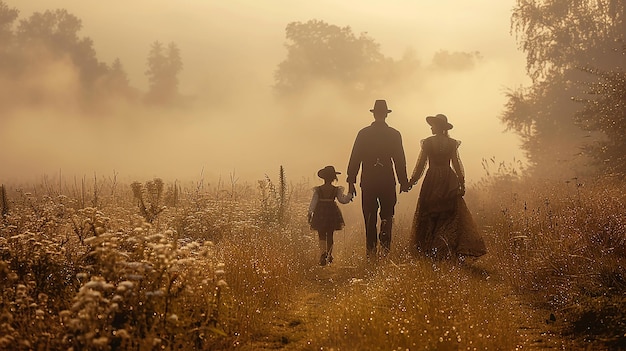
[0,1,19,85]
[502,71,591,174]
[501,0,625,177]
[144,41,183,105]
[110,58,129,87]
[0,1,18,46]
[511,0,624,82]
[274,19,417,100]
[96,57,139,102]
[16,8,107,86]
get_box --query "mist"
[0,0,529,188]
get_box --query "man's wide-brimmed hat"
[370,99,392,113]
[426,114,453,130]
[318,165,341,180]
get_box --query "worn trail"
[241,259,567,350]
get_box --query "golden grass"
[468,174,626,348]
[0,172,624,350]
[301,260,522,350]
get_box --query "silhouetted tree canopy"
[0,1,183,112]
[145,41,183,105]
[0,2,17,46]
[274,19,417,100]
[512,0,624,82]
[501,0,625,176]
[16,8,107,86]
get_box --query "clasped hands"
[458,183,466,196]
[348,183,357,198]
[401,178,419,193]
[399,183,412,193]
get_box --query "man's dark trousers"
[361,182,396,257]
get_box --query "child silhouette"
[308,165,353,265]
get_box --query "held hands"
[399,183,412,193]
[348,183,357,199]
[307,211,313,224]
[400,178,416,193]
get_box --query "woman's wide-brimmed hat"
[370,99,392,113]
[317,165,341,180]
[426,114,453,130]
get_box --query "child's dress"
[309,185,351,231]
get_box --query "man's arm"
[409,141,427,186]
[346,132,362,197]
[394,132,409,192]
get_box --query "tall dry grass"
[0,167,624,350]
[469,170,626,348]
[0,171,316,350]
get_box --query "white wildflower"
[92,336,109,347]
[119,281,134,289]
[0,336,15,348]
[16,284,27,294]
[167,314,179,322]
[114,329,130,339]
[146,290,164,297]
[84,280,105,289]
[125,274,144,281]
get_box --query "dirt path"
[238,264,367,350]
[241,261,568,350]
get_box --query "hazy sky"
[2,0,530,188]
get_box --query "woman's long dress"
[410,136,487,259]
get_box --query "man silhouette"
[347,99,409,260]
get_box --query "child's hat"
[318,165,341,180]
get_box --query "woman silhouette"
[408,114,486,261]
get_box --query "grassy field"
[0,170,624,350]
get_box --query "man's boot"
[379,217,393,257]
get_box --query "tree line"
[501,0,625,176]
[0,1,183,111]
[0,3,466,113]
[3,1,622,176]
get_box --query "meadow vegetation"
[470,170,626,349]
[0,166,624,350]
